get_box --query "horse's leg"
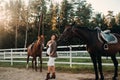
[35,57,37,71]
[32,57,34,70]
[90,54,99,80]
[26,55,29,69]
[39,56,42,72]
[97,56,104,80]
[111,55,118,80]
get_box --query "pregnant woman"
[45,34,58,80]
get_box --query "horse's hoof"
[95,76,99,80]
[100,77,104,80]
[112,77,118,80]
[95,78,99,80]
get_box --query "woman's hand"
[49,53,53,56]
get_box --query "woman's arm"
[50,41,57,56]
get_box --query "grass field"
[0,60,120,74]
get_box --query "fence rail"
[0,45,120,67]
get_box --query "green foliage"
[74,0,92,26]
[60,0,73,25]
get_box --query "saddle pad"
[101,33,118,44]
[28,43,34,50]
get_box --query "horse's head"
[37,35,44,47]
[57,26,73,45]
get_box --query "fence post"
[4,51,5,59]
[69,45,72,67]
[11,49,13,66]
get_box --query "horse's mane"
[75,26,96,32]
[65,24,97,32]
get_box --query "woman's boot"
[45,73,50,80]
[51,72,56,79]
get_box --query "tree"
[104,11,116,28]
[1,0,120,48]
[110,12,120,34]
[0,0,31,48]
[115,12,120,26]
[23,0,48,46]
[49,2,59,30]
[60,0,73,25]
[90,13,107,29]
[71,0,92,27]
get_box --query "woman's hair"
[52,34,58,40]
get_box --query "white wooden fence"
[0,45,120,67]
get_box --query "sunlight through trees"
[0,0,120,49]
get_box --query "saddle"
[28,42,35,50]
[96,27,118,50]
[100,30,118,44]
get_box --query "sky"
[51,0,120,15]
[87,0,120,15]
[0,0,120,16]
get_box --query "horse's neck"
[38,41,44,48]
[78,29,91,42]
[35,41,41,49]
[75,28,97,44]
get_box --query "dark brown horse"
[57,26,120,80]
[26,35,44,72]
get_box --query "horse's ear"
[40,35,44,40]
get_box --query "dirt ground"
[0,67,118,80]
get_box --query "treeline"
[0,0,120,49]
